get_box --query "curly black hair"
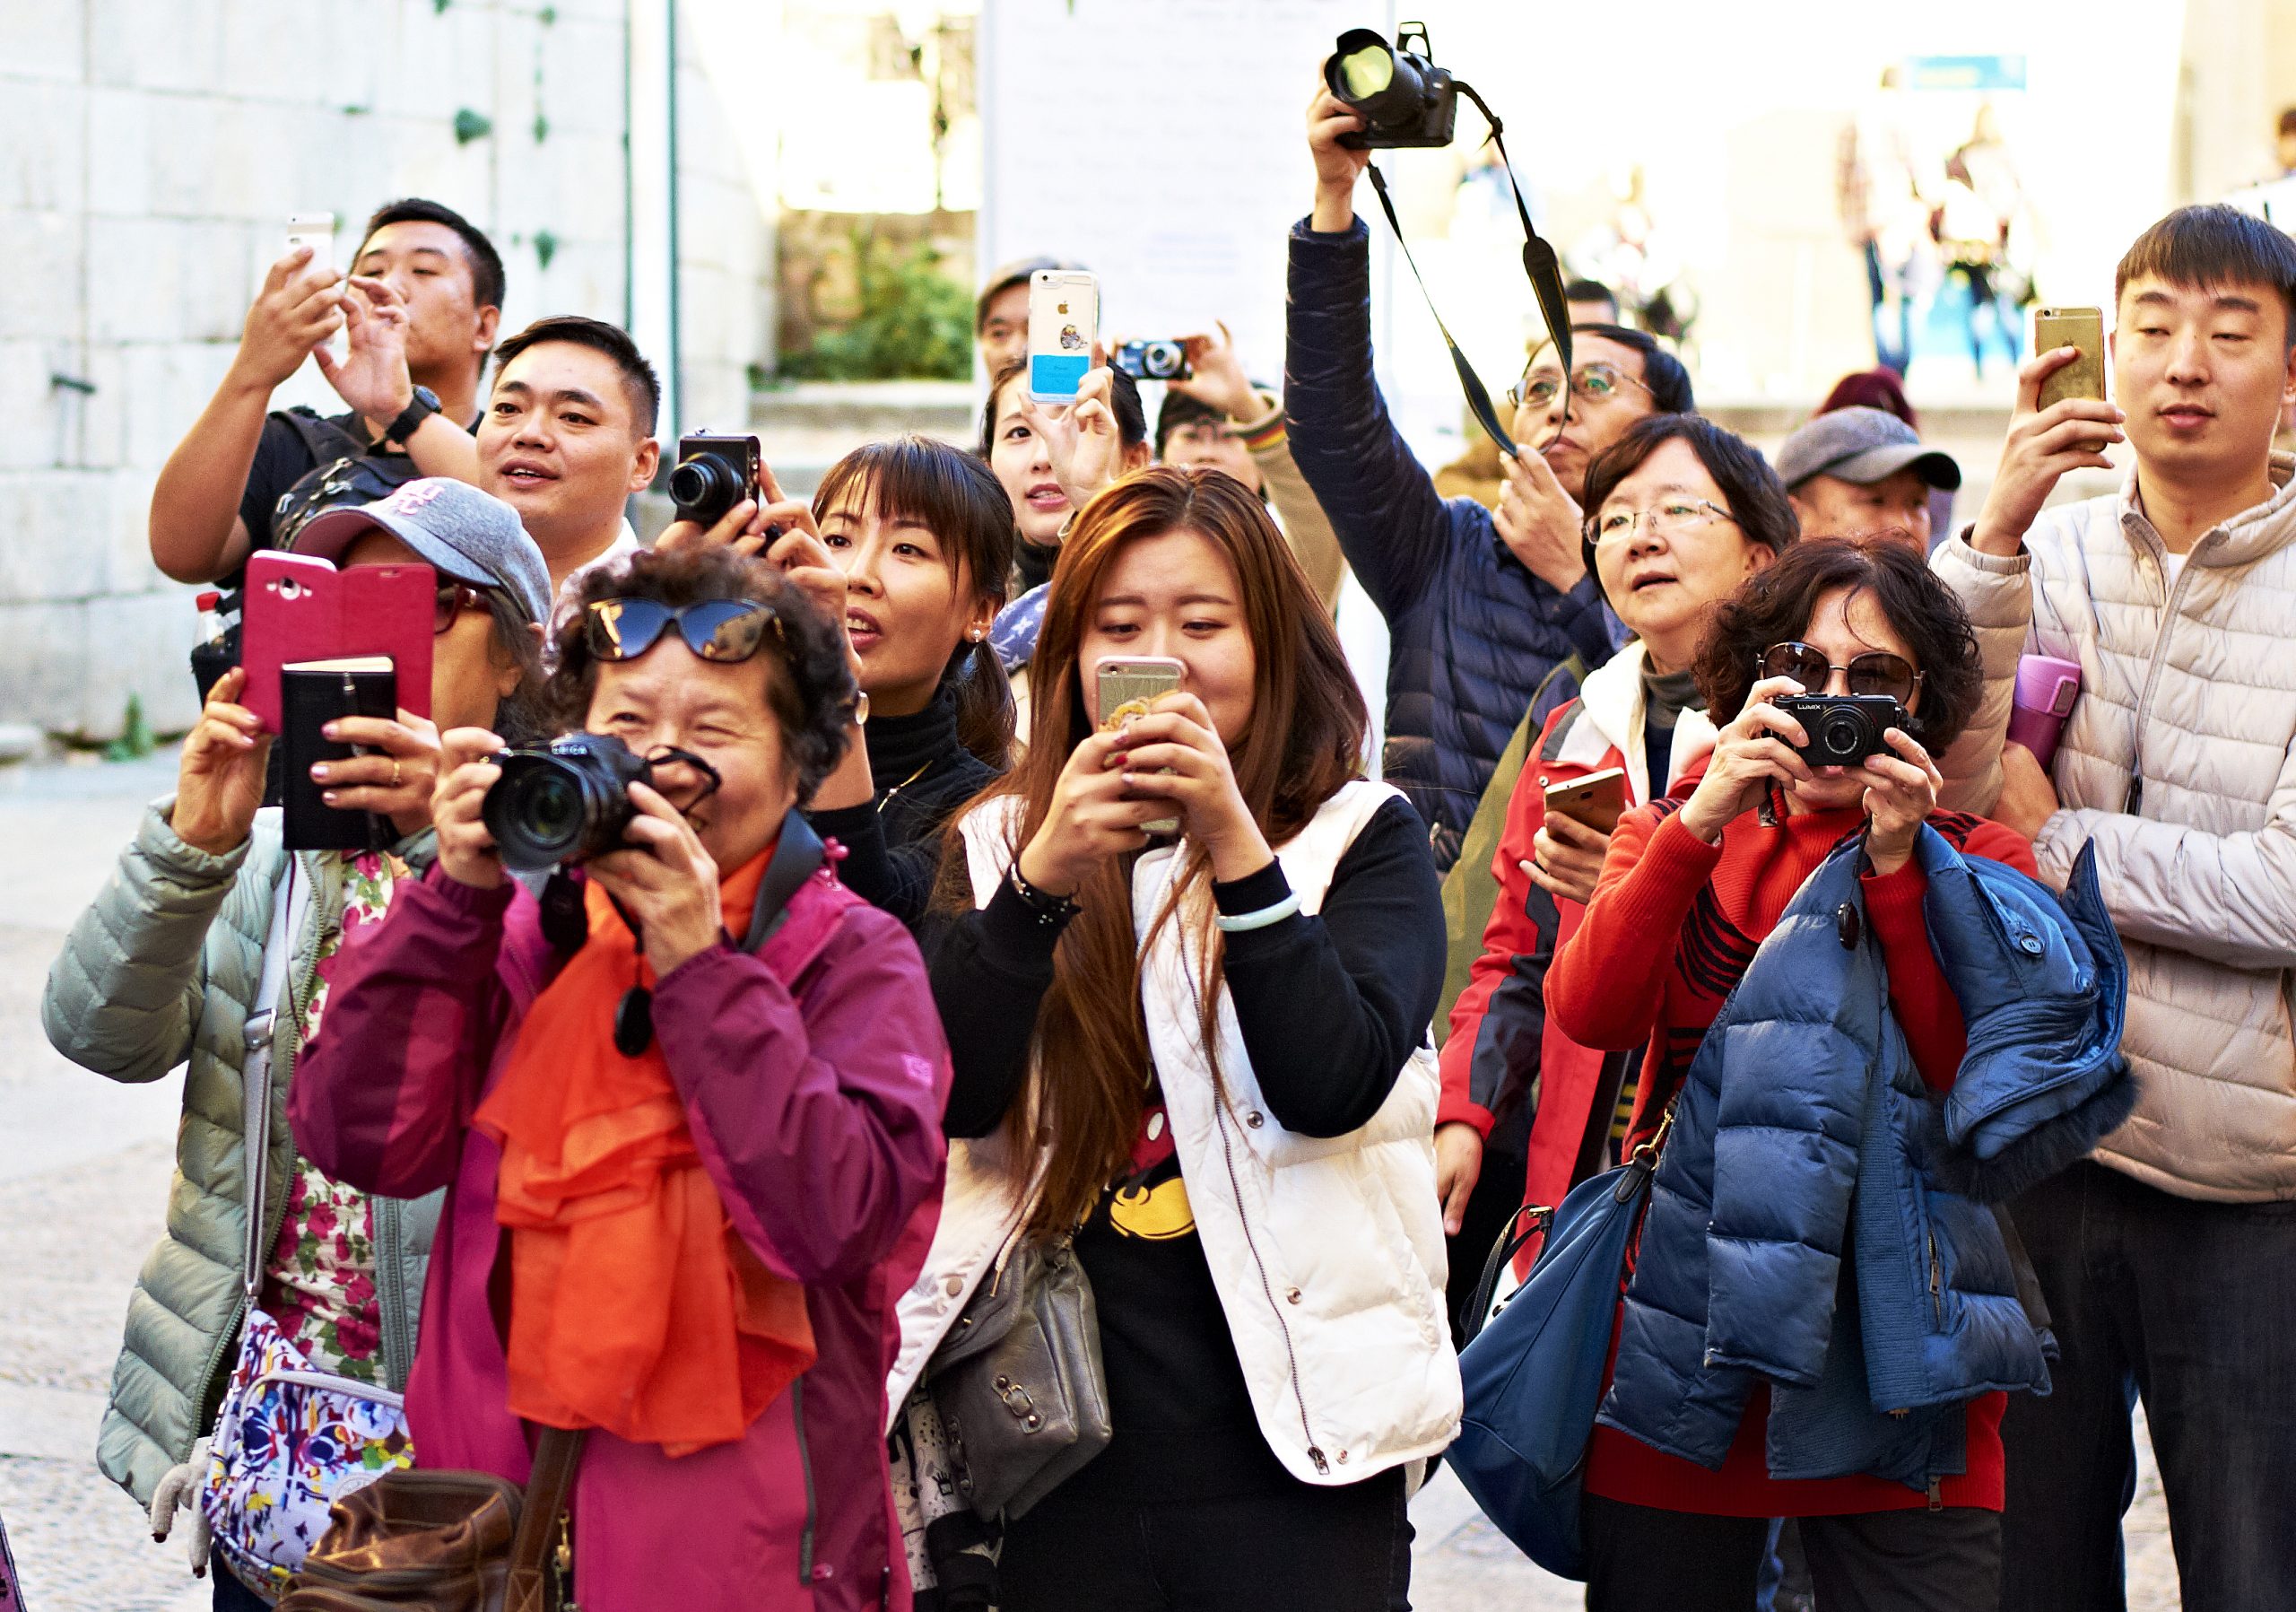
[545,545,857,804]
[1692,536,1983,754]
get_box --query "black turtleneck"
[1014,536,1058,595]
[803,684,1001,931]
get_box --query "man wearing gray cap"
[1777,405,1961,549]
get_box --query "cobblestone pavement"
[0,750,2182,1610]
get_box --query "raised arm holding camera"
[1287,61,1692,873]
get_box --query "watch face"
[412,386,440,409]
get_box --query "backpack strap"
[270,405,371,466]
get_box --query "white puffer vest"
[888,780,1461,1485]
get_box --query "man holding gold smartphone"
[1935,204,2296,1611]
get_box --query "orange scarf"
[474,849,816,1455]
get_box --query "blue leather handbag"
[1447,1111,1669,1581]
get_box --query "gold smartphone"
[1095,656,1185,837]
[2033,306,2107,412]
[1544,766,1628,835]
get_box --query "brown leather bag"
[274,1427,585,1611]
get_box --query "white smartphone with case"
[1028,270,1100,404]
[285,212,337,274]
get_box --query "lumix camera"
[1774,694,1906,770]
[668,431,762,526]
[483,732,654,870]
[1113,339,1193,382]
[1326,22,1459,150]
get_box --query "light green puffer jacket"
[40,798,443,1505]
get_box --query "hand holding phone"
[1543,767,1627,834]
[2032,307,2105,413]
[1097,656,1185,835]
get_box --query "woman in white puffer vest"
[894,466,1456,1612]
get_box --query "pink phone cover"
[241,552,436,731]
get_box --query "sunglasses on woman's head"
[584,598,782,664]
[1758,641,1922,705]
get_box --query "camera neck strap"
[1363,85,1572,457]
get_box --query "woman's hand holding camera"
[1306,83,1370,231]
[1166,322,1262,423]
[657,464,820,565]
[1858,728,1944,877]
[174,667,274,857]
[1678,675,1815,844]
[431,728,509,889]
[587,783,725,979]
[309,710,444,839]
[1019,367,1123,515]
[1104,694,1274,884]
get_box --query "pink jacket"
[290,862,951,1611]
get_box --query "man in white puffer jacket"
[1935,205,2296,1612]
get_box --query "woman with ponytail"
[891,466,1457,1610]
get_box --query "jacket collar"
[2117,449,2296,569]
[1553,640,1719,805]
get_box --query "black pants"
[2002,1160,2296,1612]
[996,1466,1413,1612]
[1581,1492,2000,1612]
[213,1560,270,1611]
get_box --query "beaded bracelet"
[1006,861,1082,927]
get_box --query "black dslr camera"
[1774,694,1906,770]
[483,732,654,870]
[1326,22,1458,150]
[668,431,762,526]
[1112,339,1193,382]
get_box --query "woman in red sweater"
[1548,537,2035,1610]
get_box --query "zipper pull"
[1927,1476,1944,1512]
[1308,1445,1329,1475]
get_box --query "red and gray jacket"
[289,859,951,1611]
[1439,643,1716,1244]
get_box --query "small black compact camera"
[483,732,654,870]
[1774,694,1906,770]
[1113,339,1193,382]
[1326,22,1458,150]
[668,431,762,526]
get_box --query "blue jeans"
[2002,1160,2296,1611]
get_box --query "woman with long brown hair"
[891,466,1455,1610]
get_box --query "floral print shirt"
[261,850,404,1382]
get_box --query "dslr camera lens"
[483,733,653,870]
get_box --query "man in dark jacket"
[1287,85,1693,871]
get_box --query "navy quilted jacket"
[1601,829,2132,1491]
[1283,218,1614,871]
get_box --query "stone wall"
[0,0,770,740]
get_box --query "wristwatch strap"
[382,385,439,447]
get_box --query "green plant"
[453,108,493,144]
[103,694,154,762]
[535,229,559,270]
[778,231,971,381]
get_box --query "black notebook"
[281,658,396,852]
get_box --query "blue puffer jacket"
[1601,827,2132,1493]
[1283,218,1614,871]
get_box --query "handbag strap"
[505,1425,587,1612]
[1462,1203,1554,1346]
[240,860,300,1298]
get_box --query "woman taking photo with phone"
[287,546,951,1608]
[1437,415,1796,1279]
[42,482,551,1608]
[895,466,1455,1610]
[1543,538,2129,1610]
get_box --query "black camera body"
[1112,339,1192,382]
[1774,694,1906,770]
[1328,23,1459,150]
[483,732,653,870]
[669,431,762,526]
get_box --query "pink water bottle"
[2006,655,2082,771]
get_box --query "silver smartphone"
[1095,655,1184,837]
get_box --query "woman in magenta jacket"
[291,546,951,1610]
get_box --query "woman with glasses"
[1544,538,2126,1610]
[41,480,551,1608]
[1437,415,1796,1298]
[286,545,952,1608]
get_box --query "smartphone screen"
[2033,307,2106,411]
[1029,271,1099,404]
[285,212,337,275]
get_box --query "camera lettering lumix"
[1774,694,1907,770]
[668,431,763,526]
[483,731,656,870]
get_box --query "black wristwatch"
[382,385,440,447]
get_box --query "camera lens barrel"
[1327,28,1429,127]
[668,455,738,524]
[483,737,649,870]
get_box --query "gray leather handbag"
[927,1238,1112,1520]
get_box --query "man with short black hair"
[479,315,662,599]
[1564,276,1620,325]
[150,198,504,584]
[1777,405,1961,548]
[1936,203,2296,1609]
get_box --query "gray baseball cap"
[292,477,554,627]
[1776,406,1961,492]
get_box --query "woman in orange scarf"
[291,545,952,1610]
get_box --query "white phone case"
[285,212,337,274]
[1028,271,1099,404]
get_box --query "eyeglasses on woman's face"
[1589,497,1736,545]
[1757,640,1923,705]
[1507,362,1655,411]
[433,582,497,635]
